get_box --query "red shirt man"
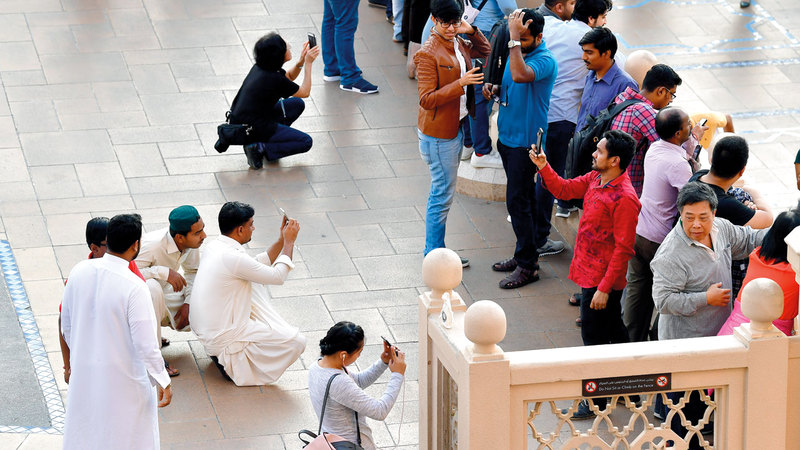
[531,129,640,418]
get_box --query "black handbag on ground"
[214,110,254,153]
[298,373,364,449]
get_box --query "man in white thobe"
[135,205,205,375]
[61,214,172,449]
[190,201,306,386]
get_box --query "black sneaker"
[340,78,379,94]
[561,400,596,420]
[460,257,469,268]
[368,0,388,8]
[243,144,263,170]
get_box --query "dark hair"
[758,208,800,265]
[107,214,142,254]
[253,32,287,71]
[642,64,682,92]
[218,201,255,235]
[430,0,463,23]
[572,0,612,23]
[677,182,718,212]
[578,27,617,58]
[319,321,365,356]
[521,9,545,36]
[602,129,636,170]
[654,107,686,140]
[86,217,109,248]
[710,135,749,179]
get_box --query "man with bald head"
[623,107,706,342]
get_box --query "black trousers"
[667,390,708,449]
[581,286,629,410]
[535,120,575,247]
[497,140,540,270]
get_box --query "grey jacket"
[651,218,766,340]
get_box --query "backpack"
[484,18,510,86]
[564,98,642,180]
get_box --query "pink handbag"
[298,373,363,450]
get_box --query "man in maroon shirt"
[530,129,641,419]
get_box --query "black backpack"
[564,99,642,180]
[484,18,509,86]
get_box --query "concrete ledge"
[456,160,507,201]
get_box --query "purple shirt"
[636,139,693,244]
[575,62,638,131]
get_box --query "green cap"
[168,205,200,235]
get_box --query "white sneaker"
[323,74,341,82]
[470,151,503,169]
[460,146,474,161]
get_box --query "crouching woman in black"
[230,32,320,169]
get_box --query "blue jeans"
[252,98,312,161]
[419,127,463,255]
[468,29,493,156]
[322,0,363,85]
[392,0,403,40]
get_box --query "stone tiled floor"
[0,0,799,448]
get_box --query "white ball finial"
[741,278,784,331]
[464,300,506,355]
[422,248,463,300]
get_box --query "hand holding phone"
[381,336,399,357]
[307,32,317,49]
[692,118,708,161]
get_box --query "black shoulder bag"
[214,91,255,153]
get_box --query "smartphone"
[692,119,708,161]
[535,128,544,155]
[381,336,399,356]
[307,32,317,49]
[278,207,288,220]
[474,58,484,74]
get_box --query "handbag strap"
[475,0,488,10]
[318,373,341,435]
[318,372,363,446]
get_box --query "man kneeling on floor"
[190,201,305,386]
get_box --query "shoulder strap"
[607,98,642,118]
[354,410,362,446]
[318,373,341,435]
[475,0,489,10]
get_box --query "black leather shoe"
[243,144,263,169]
[740,1,750,7]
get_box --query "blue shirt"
[542,17,592,124]
[472,0,518,34]
[497,42,557,148]
[575,62,638,130]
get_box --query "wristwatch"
[507,40,521,49]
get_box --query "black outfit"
[497,140,540,271]
[230,65,312,161]
[688,170,755,226]
[535,120,575,247]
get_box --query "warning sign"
[581,373,671,398]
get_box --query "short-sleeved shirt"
[689,170,755,226]
[497,42,557,148]
[230,65,299,137]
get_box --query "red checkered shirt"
[539,164,641,293]
[611,87,659,197]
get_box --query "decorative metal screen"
[438,364,458,449]
[526,390,718,449]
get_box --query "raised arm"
[293,44,320,99]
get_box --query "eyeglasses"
[437,19,462,29]
[666,89,677,100]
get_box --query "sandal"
[575,317,582,327]
[165,361,180,377]
[492,257,518,272]
[568,292,582,307]
[499,266,539,289]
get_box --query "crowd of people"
[57,0,800,449]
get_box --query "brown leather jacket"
[414,29,491,139]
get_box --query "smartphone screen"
[307,33,317,49]
[474,59,483,74]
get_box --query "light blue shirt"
[542,17,592,124]
[472,0,517,34]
